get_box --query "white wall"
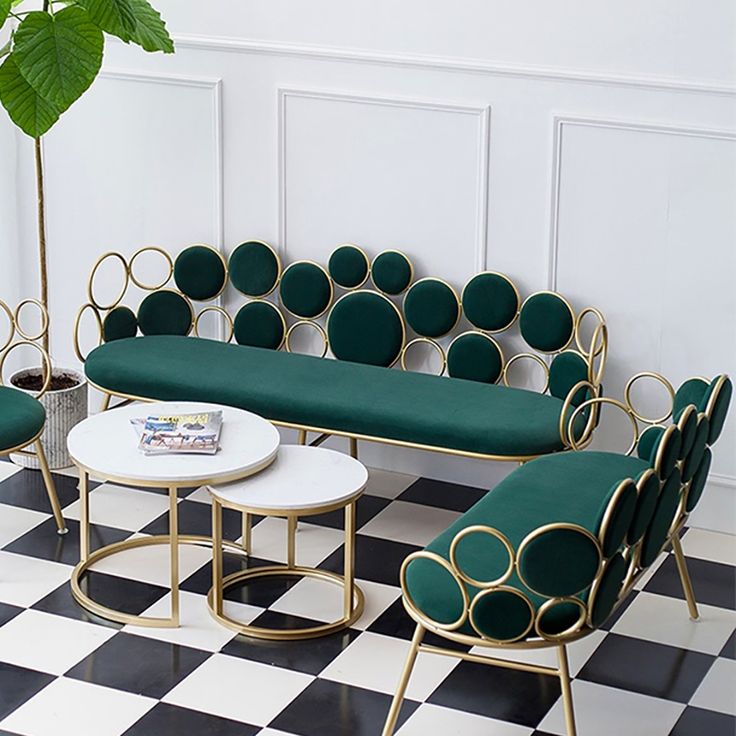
[5,1,736,530]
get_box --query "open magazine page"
[131,411,223,455]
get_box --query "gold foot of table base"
[207,565,365,640]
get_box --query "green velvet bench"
[381,371,732,736]
[75,242,609,463]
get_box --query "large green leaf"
[13,6,103,111]
[77,0,137,41]
[0,54,60,137]
[127,0,174,53]
[0,0,11,29]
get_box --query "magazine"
[131,411,223,455]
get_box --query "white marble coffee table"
[206,444,368,639]
[67,401,280,627]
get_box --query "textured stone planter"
[10,367,88,469]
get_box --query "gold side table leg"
[79,470,90,561]
[169,486,180,626]
[287,515,297,568]
[242,512,252,555]
[344,501,356,618]
[212,498,224,616]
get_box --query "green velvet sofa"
[76,242,609,463]
[381,371,732,736]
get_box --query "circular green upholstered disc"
[600,480,638,558]
[682,416,710,483]
[461,272,519,332]
[102,306,137,342]
[676,406,698,460]
[686,448,712,513]
[673,378,709,422]
[328,244,370,289]
[173,245,226,301]
[640,468,683,568]
[549,350,589,404]
[700,375,732,445]
[519,292,575,353]
[229,241,281,297]
[279,261,333,319]
[638,426,663,463]
[446,332,503,384]
[518,527,600,598]
[405,556,465,627]
[371,251,413,295]
[470,589,532,642]
[233,301,285,350]
[652,426,682,480]
[589,553,627,629]
[627,471,660,544]
[137,290,193,336]
[327,291,404,367]
[403,278,460,338]
[452,529,511,585]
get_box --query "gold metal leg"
[242,512,252,555]
[382,623,425,736]
[79,469,89,560]
[671,534,699,620]
[35,440,67,535]
[558,645,577,736]
[169,486,180,626]
[99,392,112,412]
[212,498,224,616]
[287,515,297,568]
[349,437,358,459]
[344,501,356,618]
[297,429,307,445]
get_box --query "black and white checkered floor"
[0,458,734,736]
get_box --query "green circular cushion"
[519,527,600,597]
[519,292,575,353]
[686,448,712,513]
[589,553,627,629]
[0,385,46,451]
[700,375,732,445]
[279,262,333,318]
[327,291,404,367]
[328,245,369,289]
[640,468,683,568]
[404,279,460,338]
[137,291,192,336]
[638,426,664,463]
[599,480,638,558]
[682,417,710,483]
[405,556,465,627]
[371,251,413,295]
[229,241,280,297]
[452,529,511,585]
[461,272,519,331]
[233,301,285,350]
[173,245,226,301]
[628,471,660,544]
[651,427,682,479]
[102,306,137,342]
[471,590,533,642]
[673,378,709,422]
[446,332,503,384]
[549,350,589,404]
[676,406,698,460]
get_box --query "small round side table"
[67,401,280,628]
[206,444,368,640]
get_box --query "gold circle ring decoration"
[87,251,130,310]
[558,379,598,448]
[449,525,515,589]
[502,352,550,393]
[13,298,49,342]
[574,306,606,357]
[469,586,535,644]
[624,371,675,425]
[193,305,234,343]
[129,246,174,291]
[0,340,52,397]
[73,303,103,362]
[0,299,15,353]
[534,596,588,642]
[400,337,446,375]
[568,397,639,455]
[284,320,329,358]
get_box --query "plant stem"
[34,136,49,355]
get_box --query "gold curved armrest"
[559,379,599,448]
[567,396,639,455]
[0,340,52,398]
[73,303,103,363]
[623,371,675,425]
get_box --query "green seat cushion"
[174,245,227,301]
[461,272,519,332]
[0,386,46,451]
[229,241,281,297]
[404,451,648,639]
[403,279,460,338]
[85,335,583,458]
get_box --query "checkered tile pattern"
[0,459,734,736]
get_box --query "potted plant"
[0,0,173,467]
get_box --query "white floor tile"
[320,631,458,701]
[0,503,48,547]
[397,702,533,735]
[0,460,22,482]
[0,551,71,607]
[681,527,736,566]
[63,483,170,532]
[612,591,736,654]
[0,677,156,736]
[359,501,460,547]
[538,679,684,736]
[690,658,736,715]
[364,468,418,499]
[250,517,345,567]
[0,609,116,675]
[163,653,313,726]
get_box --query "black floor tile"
[428,659,561,727]
[140,499,244,539]
[123,702,258,736]
[0,602,22,628]
[2,517,130,566]
[320,535,421,586]
[644,555,736,610]
[398,477,488,513]
[270,678,419,736]
[222,621,360,675]
[308,494,390,531]
[578,633,715,702]
[0,468,93,513]
[720,629,736,659]
[669,705,736,735]
[0,662,54,721]
[65,631,211,699]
